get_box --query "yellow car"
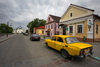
[45,35,93,58]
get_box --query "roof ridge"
[49,14,61,18]
[71,4,94,11]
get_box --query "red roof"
[34,26,45,29]
[34,26,45,33]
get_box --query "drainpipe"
[55,22,56,35]
[93,16,96,42]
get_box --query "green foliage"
[27,18,46,33]
[0,23,13,33]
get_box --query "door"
[48,37,56,48]
[55,37,64,51]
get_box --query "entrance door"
[47,31,50,36]
[68,25,74,36]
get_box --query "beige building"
[59,4,100,42]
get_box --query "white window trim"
[68,25,74,34]
[68,25,75,36]
[76,24,83,34]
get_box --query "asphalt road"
[0,34,100,67]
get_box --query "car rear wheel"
[61,50,69,59]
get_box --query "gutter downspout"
[93,16,96,42]
[55,22,56,35]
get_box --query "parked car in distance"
[45,35,93,59]
[30,34,40,41]
[23,33,28,36]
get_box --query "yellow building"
[33,26,45,35]
[36,29,45,35]
[59,4,100,42]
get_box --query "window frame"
[96,24,98,34]
[69,25,73,33]
[57,37,63,43]
[70,13,73,17]
[51,24,53,29]
[76,24,83,34]
[51,37,56,41]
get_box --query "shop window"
[69,26,73,33]
[77,24,83,33]
[42,30,44,34]
[96,24,98,34]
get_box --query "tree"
[0,23,13,33]
[27,18,46,33]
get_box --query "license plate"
[85,49,90,53]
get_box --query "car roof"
[53,35,74,38]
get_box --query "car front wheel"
[61,50,69,59]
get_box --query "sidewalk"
[0,34,15,43]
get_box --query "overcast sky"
[0,0,100,29]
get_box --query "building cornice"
[59,14,94,25]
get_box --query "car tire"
[61,50,69,59]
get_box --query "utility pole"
[6,21,9,38]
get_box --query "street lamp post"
[6,21,9,37]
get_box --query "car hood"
[69,42,92,49]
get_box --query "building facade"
[33,26,45,35]
[59,4,100,42]
[45,15,61,37]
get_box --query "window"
[56,24,58,28]
[51,24,53,29]
[96,24,98,34]
[69,26,73,33]
[57,37,63,42]
[65,37,79,44]
[48,18,50,22]
[45,25,47,28]
[51,37,56,41]
[70,13,72,17]
[48,25,50,29]
[42,30,44,34]
[77,24,83,33]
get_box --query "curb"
[88,55,100,61]
[0,38,9,43]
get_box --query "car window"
[57,37,63,42]
[65,37,79,44]
[51,37,56,41]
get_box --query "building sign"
[87,19,93,38]
[87,19,93,33]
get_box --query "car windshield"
[65,37,79,44]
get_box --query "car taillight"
[81,50,85,53]
[90,47,93,51]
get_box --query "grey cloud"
[0,0,100,29]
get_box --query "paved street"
[0,34,100,67]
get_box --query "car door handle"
[65,45,68,47]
